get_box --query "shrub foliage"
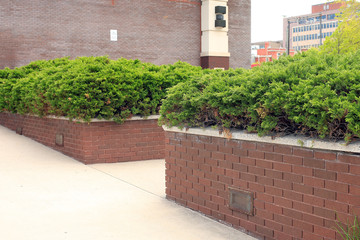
[159,50,360,142]
[2,52,360,142]
[0,57,205,123]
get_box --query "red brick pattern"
[228,0,251,69]
[0,0,250,69]
[200,56,230,70]
[0,0,201,68]
[165,131,360,240]
[0,113,164,164]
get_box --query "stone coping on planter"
[46,115,160,122]
[1,112,160,123]
[163,126,360,154]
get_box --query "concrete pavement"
[0,125,257,240]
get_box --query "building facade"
[251,41,294,68]
[283,1,343,52]
[0,0,250,69]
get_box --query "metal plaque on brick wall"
[228,187,254,215]
[55,133,64,147]
[16,127,23,135]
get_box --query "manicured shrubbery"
[0,56,206,123]
[159,50,360,142]
[2,51,360,142]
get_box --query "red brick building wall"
[0,113,164,164]
[0,0,250,69]
[228,0,251,69]
[165,131,360,240]
[0,0,201,68]
[312,2,344,14]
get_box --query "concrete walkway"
[0,125,256,240]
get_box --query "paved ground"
[0,125,257,240]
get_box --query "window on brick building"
[327,14,335,20]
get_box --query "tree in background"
[321,0,360,54]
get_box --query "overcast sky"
[251,0,328,42]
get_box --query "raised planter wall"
[0,112,164,164]
[164,127,360,240]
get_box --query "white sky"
[251,0,328,42]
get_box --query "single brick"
[314,169,337,181]
[293,200,313,214]
[274,145,293,155]
[338,153,360,164]
[303,158,325,169]
[293,148,314,158]
[283,155,303,165]
[325,200,349,214]
[303,194,324,207]
[314,188,336,200]
[242,141,257,150]
[248,150,265,159]
[256,225,274,238]
[324,180,349,193]
[256,143,274,152]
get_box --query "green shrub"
[160,50,360,142]
[0,56,205,123]
[336,216,360,240]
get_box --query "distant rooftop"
[251,41,284,49]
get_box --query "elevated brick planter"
[0,112,164,164]
[164,126,360,240]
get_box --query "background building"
[0,0,251,69]
[251,41,294,67]
[283,1,343,53]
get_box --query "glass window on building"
[327,14,336,20]
[299,19,306,24]
[327,23,330,28]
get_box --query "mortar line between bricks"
[87,165,166,199]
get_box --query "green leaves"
[160,50,360,142]
[0,57,203,123]
[320,0,360,55]
[2,51,360,143]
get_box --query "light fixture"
[215,6,226,28]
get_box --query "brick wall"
[0,113,164,164]
[0,0,250,69]
[0,0,201,69]
[165,131,360,240]
[228,0,251,69]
